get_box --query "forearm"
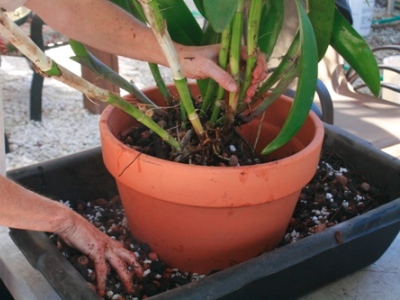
[23,0,251,92]
[0,175,75,234]
[24,0,168,65]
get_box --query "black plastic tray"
[7,124,400,300]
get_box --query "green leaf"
[261,0,318,155]
[201,22,220,45]
[330,8,381,97]
[258,0,284,57]
[44,61,62,76]
[128,0,147,23]
[193,0,206,17]
[308,0,335,61]
[203,0,239,33]
[69,40,157,108]
[256,33,301,97]
[110,0,133,14]
[158,0,203,45]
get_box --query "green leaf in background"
[110,0,133,15]
[158,0,203,45]
[308,0,335,61]
[201,22,221,46]
[127,0,147,23]
[193,0,205,17]
[203,0,239,33]
[258,0,284,57]
[261,0,318,155]
[330,8,381,97]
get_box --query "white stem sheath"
[0,11,52,71]
[0,11,109,102]
[140,2,184,81]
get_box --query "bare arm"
[0,175,142,296]
[25,0,167,65]
[24,0,268,93]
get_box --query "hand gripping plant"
[72,0,381,164]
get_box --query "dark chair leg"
[30,74,44,121]
[0,279,13,300]
[4,134,9,153]
[29,14,45,121]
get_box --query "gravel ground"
[1,4,399,171]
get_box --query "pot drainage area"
[48,151,387,300]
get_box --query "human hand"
[240,47,268,103]
[56,211,142,297]
[177,44,267,99]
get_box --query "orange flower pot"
[99,84,324,274]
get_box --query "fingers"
[91,245,142,296]
[57,214,143,296]
[244,84,259,104]
[91,254,108,297]
[115,247,144,278]
[253,51,268,82]
[208,63,238,93]
[106,253,134,294]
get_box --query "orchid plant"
[0,0,381,160]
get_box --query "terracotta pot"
[99,84,324,274]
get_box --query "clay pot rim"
[100,92,324,172]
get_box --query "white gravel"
[1,4,399,171]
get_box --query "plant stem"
[200,79,218,116]
[0,11,180,151]
[148,62,173,105]
[239,0,263,102]
[107,94,179,149]
[209,26,231,125]
[256,32,301,98]
[226,0,245,126]
[240,65,300,123]
[69,39,164,114]
[139,0,205,140]
[125,0,173,105]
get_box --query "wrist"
[52,202,78,237]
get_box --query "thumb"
[207,63,238,93]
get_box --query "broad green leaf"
[258,0,284,57]
[330,8,380,96]
[158,0,203,45]
[308,0,335,61]
[203,0,239,33]
[261,0,318,155]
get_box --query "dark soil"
[120,119,266,167]
[49,151,388,300]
